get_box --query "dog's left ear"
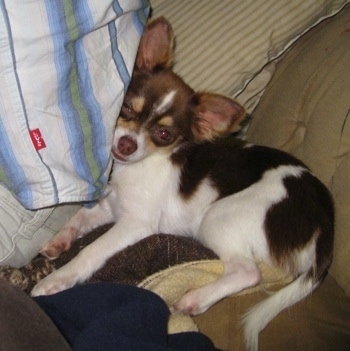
[191,93,246,142]
[135,17,174,72]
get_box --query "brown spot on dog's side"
[264,172,334,279]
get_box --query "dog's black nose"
[118,135,137,156]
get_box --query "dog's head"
[112,17,246,164]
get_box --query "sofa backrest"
[246,5,350,295]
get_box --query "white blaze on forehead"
[155,90,177,115]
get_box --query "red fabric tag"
[30,128,46,150]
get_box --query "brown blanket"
[0,224,218,294]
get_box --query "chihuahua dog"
[32,17,334,351]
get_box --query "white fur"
[31,151,218,295]
[32,146,317,351]
[154,90,177,115]
[171,166,308,316]
[197,166,304,262]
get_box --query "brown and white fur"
[31,18,334,351]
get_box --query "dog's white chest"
[110,154,218,237]
[158,177,219,236]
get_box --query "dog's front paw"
[40,227,77,259]
[31,270,77,296]
[40,242,68,260]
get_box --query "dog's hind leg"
[171,256,261,316]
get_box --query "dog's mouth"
[111,149,127,162]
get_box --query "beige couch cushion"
[247,5,350,295]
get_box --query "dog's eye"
[122,102,132,113]
[158,129,171,140]
[121,102,134,121]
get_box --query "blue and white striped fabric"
[0,0,149,209]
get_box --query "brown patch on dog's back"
[264,172,334,278]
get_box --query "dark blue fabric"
[34,283,219,351]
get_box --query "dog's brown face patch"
[118,69,195,152]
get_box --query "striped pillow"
[0,1,149,209]
[150,0,349,111]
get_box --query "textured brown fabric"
[0,224,217,294]
[0,279,71,351]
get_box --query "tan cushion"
[247,5,350,294]
[139,260,292,334]
[150,0,349,111]
[194,275,350,351]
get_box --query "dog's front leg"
[40,195,115,259]
[31,217,152,296]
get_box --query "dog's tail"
[242,272,319,351]
[242,174,334,351]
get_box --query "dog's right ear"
[191,93,246,142]
[135,17,174,72]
